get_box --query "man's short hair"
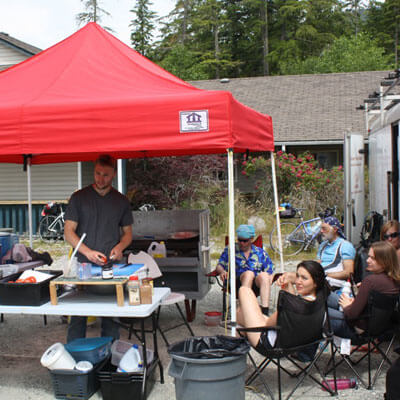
[95,154,117,170]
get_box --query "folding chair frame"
[325,291,398,389]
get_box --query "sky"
[0,0,176,50]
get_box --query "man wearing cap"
[317,217,356,289]
[277,217,355,290]
[215,224,274,315]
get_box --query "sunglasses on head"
[238,238,250,243]
[383,232,400,240]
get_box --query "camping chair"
[238,290,336,400]
[326,290,399,389]
[207,235,263,318]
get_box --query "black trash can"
[168,336,250,400]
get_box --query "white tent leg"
[270,151,284,272]
[27,158,33,248]
[117,159,123,193]
[77,162,82,189]
[227,149,236,336]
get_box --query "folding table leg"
[184,299,196,322]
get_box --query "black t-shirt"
[65,185,133,263]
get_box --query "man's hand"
[85,250,107,265]
[110,245,123,261]
[218,270,228,281]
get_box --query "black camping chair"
[238,290,336,400]
[326,290,398,389]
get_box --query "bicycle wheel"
[269,222,305,256]
[38,215,63,242]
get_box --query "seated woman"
[237,260,327,349]
[381,220,400,263]
[328,241,400,340]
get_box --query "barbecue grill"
[127,210,211,310]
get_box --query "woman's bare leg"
[255,271,272,308]
[237,286,268,347]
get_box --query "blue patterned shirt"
[218,244,274,277]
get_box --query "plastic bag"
[168,335,250,359]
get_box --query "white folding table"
[0,287,171,399]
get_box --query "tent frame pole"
[270,151,284,272]
[27,157,33,248]
[227,149,236,336]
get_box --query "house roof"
[191,71,392,144]
[0,32,41,71]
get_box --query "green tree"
[130,0,157,57]
[76,0,113,31]
[280,33,391,74]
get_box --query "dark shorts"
[255,331,274,354]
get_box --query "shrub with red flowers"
[241,151,344,217]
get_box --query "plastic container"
[65,336,113,364]
[41,342,77,370]
[75,361,93,373]
[0,232,11,259]
[0,269,63,305]
[339,282,353,311]
[168,340,249,400]
[128,275,140,305]
[117,344,143,373]
[111,340,154,367]
[322,378,357,391]
[49,355,108,400]
[98,358,156,400]
[204,311,222,326]
[77,263,92,280]
[147,241,166,258]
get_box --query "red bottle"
[322,378,357,391]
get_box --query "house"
[0,32,41,71]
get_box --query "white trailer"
[367,73,400,220]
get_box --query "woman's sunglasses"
[238,238,250,243]
[383,232,400,240]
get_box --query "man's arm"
[64,220,107,264]
[326,259,354,280]
[110,225,133,260]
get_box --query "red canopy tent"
[0,22,273,163]
[0,23,278,331]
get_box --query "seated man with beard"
[317,217,356,290]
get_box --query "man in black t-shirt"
[64,154,133,342]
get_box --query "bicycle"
[38,202,65,242]
[269,207,323,256]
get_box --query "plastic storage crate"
[0,269,62,306]
[97,358,155,400]
[65,337,113,364]
[49,356,108,400]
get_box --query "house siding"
[0,163,78,203]
[0,42,27,65]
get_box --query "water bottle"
[339,282,353,311]
[117,344,143,373]
[322,378,357,391]
[311,220,322,235]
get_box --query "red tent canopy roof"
[0,23,273,164]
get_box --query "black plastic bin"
[49,356,108,400]
[0,269,62,306]
[97,358,155,400]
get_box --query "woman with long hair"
[237,260,327,349]
[328,241,400,339]
[381,220,400,262]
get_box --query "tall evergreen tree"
[76,0,113,31]
[130,0,157,57]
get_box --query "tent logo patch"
[180,110,209,133]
